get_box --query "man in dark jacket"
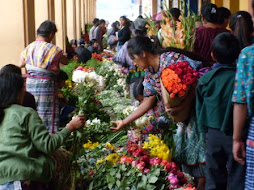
[75,38,91,63]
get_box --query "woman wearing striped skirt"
[20,20,69,134]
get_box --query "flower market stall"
[60,52,196,189]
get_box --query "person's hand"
[110,120,126,133]
[113,37,118,41]
[66,114,86,132]
[233,139,246,165]
[63,52,68,57]
[165,104,184,116]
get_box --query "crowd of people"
[0,1,254,190]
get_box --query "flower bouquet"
[160,61,198,122]
[160,0,197,51]
[122,106,149,142]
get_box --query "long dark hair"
[127,35,203,62]
[37,20,57,37]
[201,3,218,24]
[0,73,24,123]
[230,11,253,49]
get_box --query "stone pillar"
[210,0,223,7]
[34,0,49,31]
[152,0,157,15]
[0,0,25,68]
[23,0,35,46]
[55,0,67,51]
[66,0,77,40]
[76,0,82,39]
[223,0,239,14]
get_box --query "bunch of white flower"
[72,70,105,91]
[85,118,101,128]
[72,70,88,83]
[134,115,149,129]
[122,106,137,116]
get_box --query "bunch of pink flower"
[126,141,192,189]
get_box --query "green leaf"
[116,172,121,179]
[116,179,121,187]
[109,168,116,176]
[121,164,127,171]
[146,184,156,190]
[151,168,160,177]
[148,176,158,184]
[89,181,94,190]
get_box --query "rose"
[139,155,150,165]
[164,163,172,172]
[150,158,155,165]
[171,162,179,174]
[133,148,145,157]
[136,161,145,170]
[132,160,139,167]
[160,159,169,166]
[153,158,162,165]
[144,168,150,174]
[89,170,94,175]
[167,173,179,185]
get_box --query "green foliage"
[86,57,103,70]
[61,61,80,80]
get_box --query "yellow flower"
[96,159,104,165]
[83,140,100,149]
[105,153,119,165]
[143,134,171,162]
[65,80,72,88]
[105,142,115,151]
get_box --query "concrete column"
[23,0,35,46]
[223,0,239,14]
[0,0,25,68]
[76,0,81,39]
[55,0,67,51]
[81,0,85,30]
[210,0,223,7]
[34,0,49,31]
[66,0,77,40]
[152,0,157,15]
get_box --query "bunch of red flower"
[92,53,103,61]
[161,61,198,98]
[125,141,192,189]
[166,61,198,86]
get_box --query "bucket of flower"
[82,134,195,190]
[160,61,198,122]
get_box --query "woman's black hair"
[169,8,181,21]
[58,70,68,81]
[120,16,130,27]
[90,39,98,45]
[67,51,78,60]
[99,19,105,25]
[111,21,120,33]
[127,35,161,60]
[230,11,253,49]
[37,20,57,37]
[133,77,144,99]
[127,36,204,63]
[211,32,240,65]
[201,3,218,24]
[93,18,99,25]
[0,73,24,123]
[70,39,77,45]
[0,64,22,76]
[217,7,231,25]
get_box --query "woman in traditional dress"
[111,36,206,189]
[20,20,69,133]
